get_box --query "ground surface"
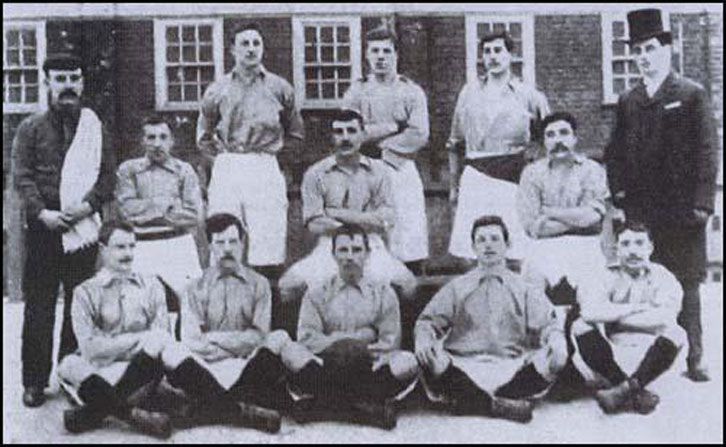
[3,284,723,444]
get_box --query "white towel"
[59,108,103,253]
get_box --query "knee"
[280,341,318,373]
[159,341,192,370]
[389,351,419,381]
[57,355,94,386]
[661,325,687,350]
[262,330,292,356]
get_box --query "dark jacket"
[12,107,116,221]
[604,72,719,280]
[605,72,719,226]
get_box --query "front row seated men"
[280,223,420,430]
[415,215,568,423]
[569,221,685,415]
[57,221,283,439]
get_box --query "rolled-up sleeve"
[580,161,609,217]
[71,284,102,360]
[280,82,304,142]
[115,162,162,225]
[372,285,402,352]
[380,84,429,155]
[517,165,545,237]
[414,281,456,350]
[297,289,332,354]
[301,167,325,227]
[369,166,395,228]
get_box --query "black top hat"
[626,8,673,45]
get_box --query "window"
[153,19,223,111]
[292,16,361,109]
[601,12,683,104]
[465,14,535,85]
[3,21,46,113]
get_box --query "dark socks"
[114,352,164,400]
[632,336,679,387]
[495,363,551,399]
[576,329,628,385]
[433,365,494,414]
[78,374,131,420]
[229,348,291,410]
[291,361,328,398]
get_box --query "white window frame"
[292,15,362,109]
[465,14,535,86]
[153,18,224,111]
[3,20,46,114]
[601,11,682,104]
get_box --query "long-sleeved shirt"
[12,107,116,219]
[448,75,549,159]
[72,269,169,364]
[116,156,203,231]
[298,274,401,355]
[196,65,303,155]
[301,154,394,231]
[415,266,558,358]
[342,74,429,168]
[517,154,609,238]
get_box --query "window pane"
[9,86,22,102]
[22,49,37,66]
[182,45,196,62]
[25,70,38,84]
[21,29,36,47]
[338,66,351,80]
[493,22,506,33]
[338,81,350,97]
[167,67,182,83]
[304,26,317,43]
[168,84,182,101]
[306,82,319,99]
[183,67,198,82]
[25,85,38,103]
[166,26,179,43]
[613,60,625,74]
[322,82,335,99]
[336,26,349,43]
[184,84,198,101]
[321,46,334,62]
[200,66,214,82]
[198,25,212,43]
[7,49,20,66]
[321,26,334,43]
[167,45,180,63]
[628,77,640,88]
[477,22,491,37]
[612,21,625,39]
[613,78,625,94]
[322,66,335,80]
[337,45,350,62]
[627,60,639,74]
[509,22,522,39]
[304,67,318,81]
[612,40,625,57]
[199,44,213,62]
[511,41,522,58]
[182,26,196,42]
[6,30,20,47]
[8,72,21,84]
[305,46,317,63]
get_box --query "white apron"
[207,152,288,266]
[384,160,429,263]
[133,233,202,296]
[521,234,606,291]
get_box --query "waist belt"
[464,152,526,183]
[135,227,187,241]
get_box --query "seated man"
[414,215,568,423]
[517,112,609,305]
[57,221,280,439]
[181,213,293,417]
[279,108,416,300]
[569,221,685,415]
[281,224,419,430]
[116,115,203,300]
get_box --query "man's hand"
[201,345,234,363]
[62,202,93,224]
[38,209,71,232]
[692,208,710,225]
[417,343,451,378]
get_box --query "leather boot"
[63,406,106,434]
[595,378,637,414]
[235,402,281,434]
[350,399,397,430]
[489,397,534,423]
[631,388,660,415]
[125,407,172,439]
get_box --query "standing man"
[343,26,430,273]
[116,115,203,300]
[12,53,116,407]
[197,23,304,278]
[604,8,719,382]
[447,30,550,261]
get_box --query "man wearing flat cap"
[12,53,116,407]
[604,8,719,382]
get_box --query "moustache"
[551,143,570,153]
[120,257,133,263]
[221,254,236,261]
[626,256,643,262]
[59,90,79,99]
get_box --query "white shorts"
[521,234,606,289]
[207,152,288,266]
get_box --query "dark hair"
[140,114,173,135]
[470,215,510,244]
[43,53,83,76]
[480,30,514,53]
[331,223,370,253]
[205,213,246,243]
[330,108,365,129]
[541,111,578,137]
[365,25,398,51]
[614,219,652,240]
[98,220,135,245]
[232,23,263,41]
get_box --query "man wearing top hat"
[12,53,116,407]
[604,8,719,382]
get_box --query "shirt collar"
[140,156,179,174]
[547,152,586,168]
[471,264,510,285]
[478,72,517,92]
[324,154,373,173]
[331,273,373,294]
[608,261,653,279]
[232,65,267,84]
[213,263,252,283]
[98,268,142,288]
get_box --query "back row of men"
[13,6,718,428]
